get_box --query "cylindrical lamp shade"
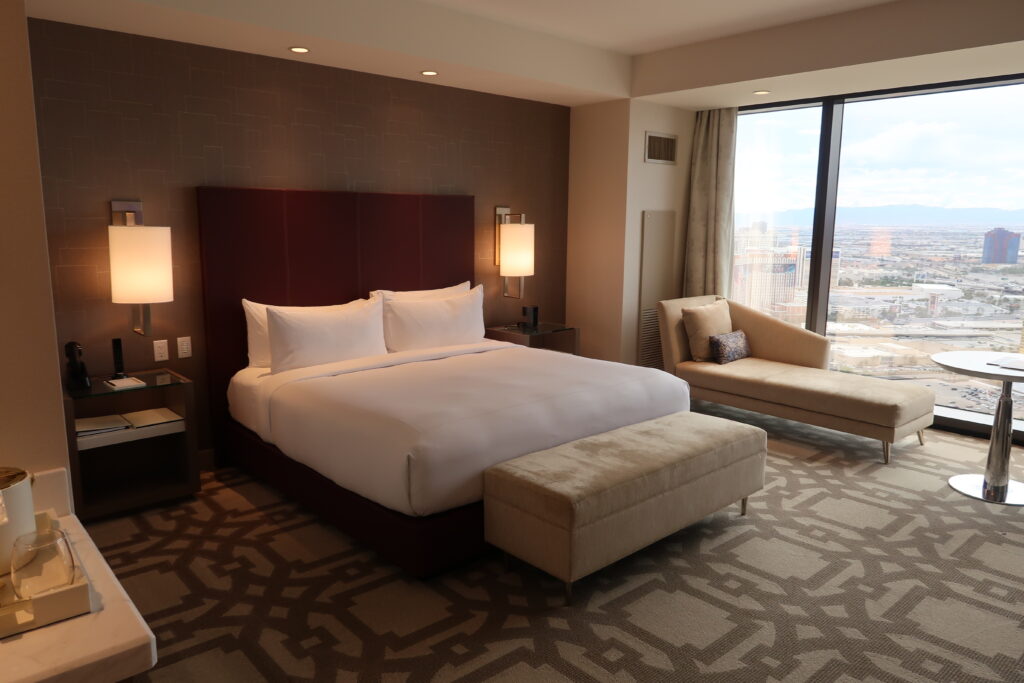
[499,223,535,277]
[108,226,174,303]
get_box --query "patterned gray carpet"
[87,408,1024,682]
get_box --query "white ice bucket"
[0,468,36,576]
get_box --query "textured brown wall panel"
[29,20,570,449]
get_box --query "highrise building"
[732,248,799,313]
[981,228,1021,264]
[797,247,841,288]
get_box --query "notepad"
[986,355,1024,370]
[103,377,146,391]
[122,407,183,429]
[75,414,131,436]
[989,357,1024,371]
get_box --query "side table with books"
[63,369,199,520]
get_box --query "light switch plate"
[177,336,192,359]
[153,339,169,362]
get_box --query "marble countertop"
[1,514,156,682]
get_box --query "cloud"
[735,83,1024,213]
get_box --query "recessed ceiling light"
[753,89,771,95]
[289,46,310,54]
[421,70,439,76]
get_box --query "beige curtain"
[683,108,738,297]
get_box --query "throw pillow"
[710,329,750,364]
[681,299,732,361]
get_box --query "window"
[732,106,820,324]
[827,85,1024,418]
[734,78,1024,425]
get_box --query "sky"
[734,82,1024,219]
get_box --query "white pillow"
[371,281,470,302]
[242,299,354,368]
[383,285,484,352]
[266,296,386,373]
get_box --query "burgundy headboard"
[196,187,475,441]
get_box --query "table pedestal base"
[948,473,1024,506]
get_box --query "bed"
[198,187,689,576]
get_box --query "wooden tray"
[0,511,97,639]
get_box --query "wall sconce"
[495,206,535,299]
[108,200,173,336]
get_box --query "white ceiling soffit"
[635,0,1024,110]
[25,0,631,106]
[419,0,896,55]
[641,41,1024,110]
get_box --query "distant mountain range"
[738,205,1024,228]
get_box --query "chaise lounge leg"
[740,497,748,516]
[882,441,891,465]
[564,581,573,606]
[917,430,925,446]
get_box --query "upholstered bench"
[483,411,766,602]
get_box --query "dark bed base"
[223,419,487,578]
[198,186,482,577]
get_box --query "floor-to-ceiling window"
[732,106,821,325]
[734,78,1024,427]
[827,85,1024,419]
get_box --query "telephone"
[64,341,91,390]
[522,305,539,331]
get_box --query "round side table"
[932,351,1024,506]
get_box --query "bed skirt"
[222,419,487,577]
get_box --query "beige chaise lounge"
[657,295,935,463]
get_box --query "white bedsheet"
[228,341,690,516]
[228,366,272,432]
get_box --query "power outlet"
[177,336,192,359]
[153,339,169,362]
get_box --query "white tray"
[0,511,97,639]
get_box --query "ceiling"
[24,0,1024,109]
[420,0,896,54]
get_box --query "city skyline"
[731,220,1024,420]
[736,204,1024,229]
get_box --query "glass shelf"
[490,322,572,336]
[67,369,188,400]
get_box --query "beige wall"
[566,100,630,361]
[620,101,695,363]
[0,1,69,474]
[633,0,1024,100]
[567,99,695,364]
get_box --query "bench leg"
[917,430,925,446]
[564,581,573,606]
[882,441,891,465]
[740,497,748,516]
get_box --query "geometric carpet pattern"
[87,407,1024,682]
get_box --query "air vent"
[638,308,663,369]
[637,210,676,369]
[645,132,677,164]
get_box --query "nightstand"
[63,369,199,521]
[485,323,578,354]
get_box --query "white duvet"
[230,341,690,516]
